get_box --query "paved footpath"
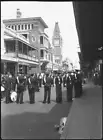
[61,83,102,139]
[1,86,72,139]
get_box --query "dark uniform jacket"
[66,75,72,87]
[4,76,12,91]
[55,76,62,86]
[27,76,37,89]
[16,75,26,92]
[43,76,52,88]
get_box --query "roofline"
[3,17,48,28]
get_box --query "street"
[1,86,72,139]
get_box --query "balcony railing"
[4,52,16,57]
[5,52,38,62]
[40,56,51,63]
[18,53,38,62]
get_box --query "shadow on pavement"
[1,90,72,139]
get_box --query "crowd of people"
[1,70,83,104]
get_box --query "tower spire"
[53,22,60,37]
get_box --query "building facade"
[2,9,53,74]
[1,23,39,75]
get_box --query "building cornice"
[3,17,48,28]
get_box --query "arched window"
[25,24,27,30]
[22,24,24,30]
[32,24,34,29]
[28,24,30,30]
[12,25,14,29]
[18,25,20,30]
[40,36,43,44]
[15,25,17,30]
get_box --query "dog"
[55,117,67,135]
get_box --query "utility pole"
[38,39,41,73]
[15,37,19,76]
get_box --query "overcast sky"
[1,1,80,68]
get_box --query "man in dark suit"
[43,73,52,104]
[27,74,37,104]
[74,70,82,98]
[16,72,26,104]
[66,73,73,102]
[55,72,62,103]
[63,73,66,87]
[11,74,16,91]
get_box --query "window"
[40,36,43,44]
[22,25,24,30]
[22,34,27,39]
[25,24,27,30]
[32,24,34,29]
[18,25,20,30]
[40,50,44,57]
[28,24,30,29]
[12,25,14,29]
[15,25,17,30]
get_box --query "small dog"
[55,117,67,134]
[10,91,17,102]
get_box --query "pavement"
[61,83,102,139]
[1,86,72,139]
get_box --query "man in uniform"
[43,73,52,104]
[74,70,81,98]
[63,73,66,87]
[66,72,73,102]
[76,71,83,97]
[27,74,37,104]
[55,72,62,103]
[11,74,16,91]
[16,72,26,104]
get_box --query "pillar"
[4,62,7,74]
[15,63,19,76]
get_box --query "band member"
[16,72,26,104]
[50,74,54,87]
[63,74,66,87]
[39,73,42,87]
[27,74,37,104]
[43,73,52,104]
[55,73,62,103]
[76,71,83,97]
[35,73,40,92]
[74,71,81,98]
[66,73,73,101]
[11,74,16,91]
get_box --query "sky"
[1,1,80,68]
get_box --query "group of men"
[1,70,83,104]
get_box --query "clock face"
[54,40,59,45]
[29,30,39,45]
[31,35,36,42]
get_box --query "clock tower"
[52,22,62,66]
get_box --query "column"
[22,42,23,54]
[15,38,19,75]
[4,62,7,74]
[15,63,19,76]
